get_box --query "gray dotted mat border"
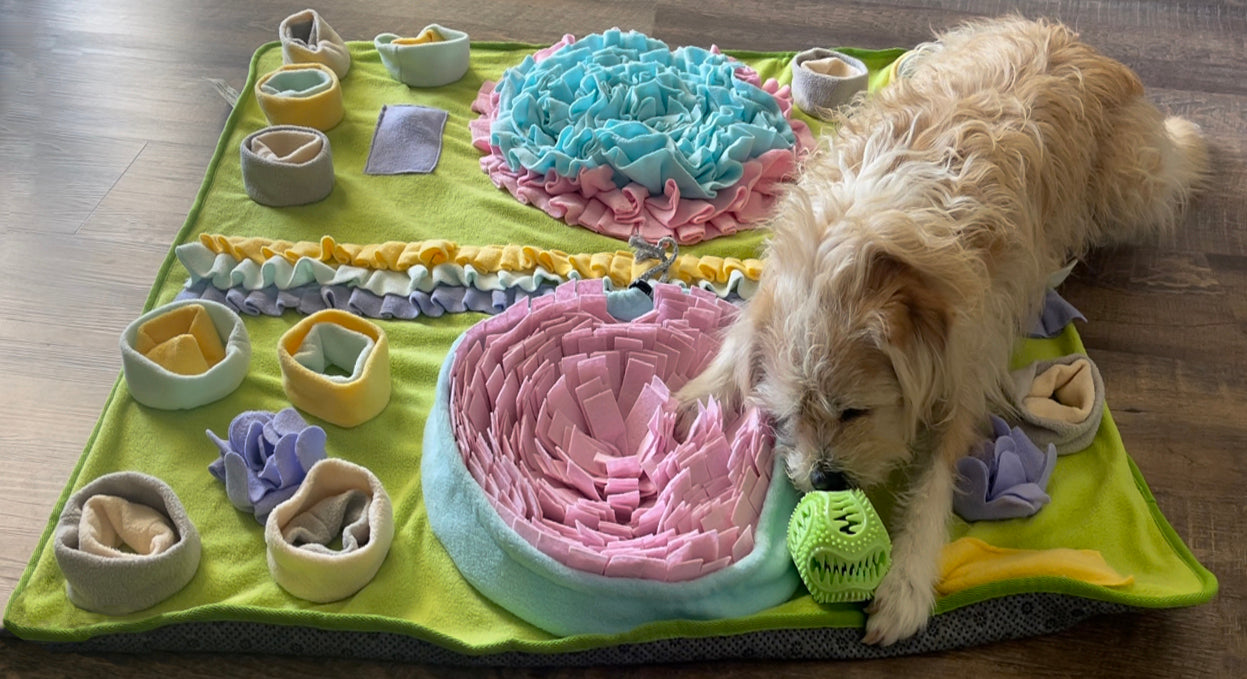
[34,594,1130,665]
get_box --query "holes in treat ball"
[448,282,778,582]
[827,491,866,537]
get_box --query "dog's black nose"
[809,468,850,491]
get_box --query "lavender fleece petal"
[221,452,257,512]
[294,427,328,471]
[257,454,285,489]
[1029,288,1086,338]
[206,407,328,523]
[241,421,269,471]
[228,411,269,453]
[270,407,310,435]
[989,451,1030,499]
[954,414,1057,522]
[998,483,1052,507]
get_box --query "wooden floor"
[1,0,1242,676]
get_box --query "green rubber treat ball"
[787,489,892,603]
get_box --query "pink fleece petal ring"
[449,279,781,581]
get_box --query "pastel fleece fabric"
[52,473,201,615]
[1011,354,1106,455]
[206,408,328,523]
[180,280,560,320]
[278,309,391,427]
[375,25,471,88]
[278,9,351,79]
[175,237,765,295]
[789,48,869,117]
[240,125,335,207]
[255,63,345,131]
[937,538,1133,597]
[132,302,226,375]
[470,32,818,245]
[426,326,801,635]
[364,105,449,174]
[4,42,1215,659]
[120,299,251,410]
[78,496,177,558]
[265,458,394,603]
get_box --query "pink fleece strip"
[469,36,816,245]
[448,280,776,581]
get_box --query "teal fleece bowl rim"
[119,299,252,410]
[374,25,471,88]
[422,321,802,637]
[258,68,335,97]
[53,472,202,616]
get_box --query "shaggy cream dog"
[679,16,1207,645]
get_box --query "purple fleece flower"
[207,408,327,523]
[954,415,1057,522]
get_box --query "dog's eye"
[839,408,869,423]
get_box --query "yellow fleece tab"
[937,537,1134,597]
[143,335,213,376]
[133,304,226,375]
[393,28,444,45]
[279,310,391,428]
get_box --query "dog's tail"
[1088,105,1210,248]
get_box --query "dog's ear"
[863,252,952,354]
[859,250,956,435]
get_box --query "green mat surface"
[4,40,1215,657]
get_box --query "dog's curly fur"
[679,16,1207,645]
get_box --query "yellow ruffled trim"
[198,234,764,288]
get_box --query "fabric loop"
[120,300,251,410]
[255,63,345,131]
[53,472,201,615]
[375,25,471,88]
[266,459,394,602]
[278,9,351,78]
[240,125,335,207]
[789,48,869,119]
[278,309,392,427]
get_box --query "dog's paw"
[673,396,700,440]
[861,570,935,646]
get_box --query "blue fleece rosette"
[954,415,1058,522]
[207,408,328,523]
[489,29,799,200]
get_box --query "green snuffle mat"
[2,39,1216,664]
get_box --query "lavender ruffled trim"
[177,281,559,320]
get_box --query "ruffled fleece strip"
[189,235,764,285]
[177,281,561,320]
[177,242,759,300]
[469,35,816,245]
[175,277,748,321]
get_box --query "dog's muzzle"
[809,467,851,491]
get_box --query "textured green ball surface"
[787,489,891,603]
